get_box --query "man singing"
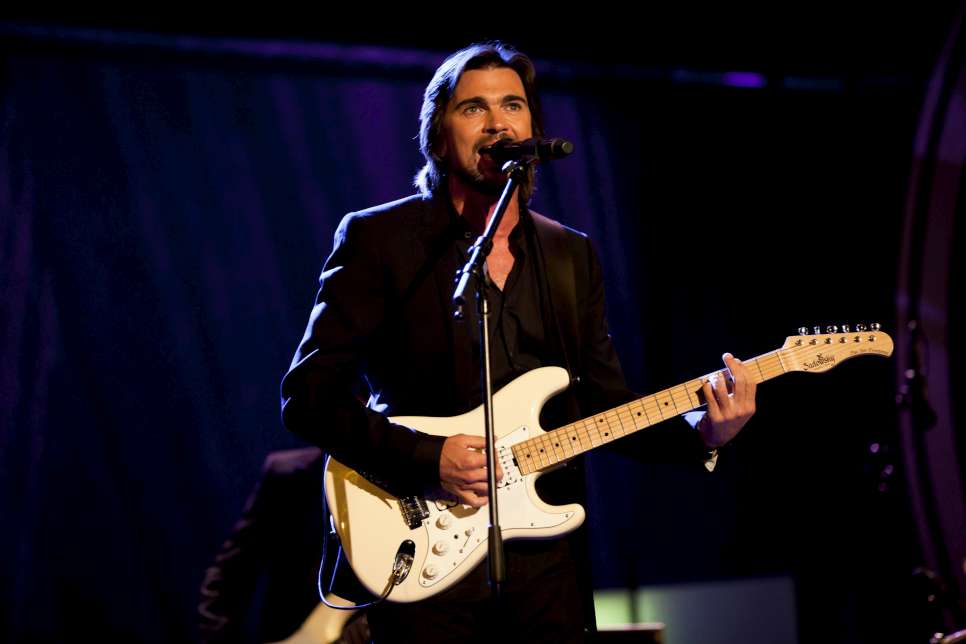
[281,41,756,642]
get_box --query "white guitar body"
[323,366,585,604]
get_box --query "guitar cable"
[316,481,413,610]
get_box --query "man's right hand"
[439,434,503,508]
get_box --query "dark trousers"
[367,537,588,643]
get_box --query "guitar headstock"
[780,323,893,373]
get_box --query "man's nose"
[483,109,508,134]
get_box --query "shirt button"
[464,231,473,239]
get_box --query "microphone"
[480,137,574,162]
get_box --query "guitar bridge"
[399,496,430,529]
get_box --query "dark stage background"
[1,11,961,643]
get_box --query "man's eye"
[506,102,524,111]
[464,105,482,114]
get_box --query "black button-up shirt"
[452,208,551,396]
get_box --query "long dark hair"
[414,42,544,202]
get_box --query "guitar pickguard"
[415,425,580,589]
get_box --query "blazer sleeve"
[280,213,445,496]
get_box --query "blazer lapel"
[530,211,580,377]
[419,195,476,412]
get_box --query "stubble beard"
[452,164,505,197]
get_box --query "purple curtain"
[1,30,924,641]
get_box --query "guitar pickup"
[399,496,430,529]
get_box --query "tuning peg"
[856,323,868,332]
[826,325,839,333]
[870,322,881,331]
[813,326,822,334]
[841,324,851,333]
[798,326,809,335]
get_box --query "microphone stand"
[452,157,535,601]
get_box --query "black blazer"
[280,190,706,500]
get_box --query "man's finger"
[702,380,721,419]
[725,353,747,403]
[459,489,488,508]
[711,371,732,409]
[462,481,490,494]
[457,451,487,471]
[455,467,489,485]
[457,434,487,450]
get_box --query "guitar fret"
[576,424,590,451]
[583,421,595,450]
[538,434,554,466]
[546,433,561,465]
[607,411,622,440]
[615,411,627,436]
[547,434,560,465]
[543,432,557,462]
[671,385,691,410]
[548,431,565,462]
[598,413,614,444]
[553,427,568,457]
[601,417,615,443]
[533,435,548,468]
[773,350,788,373]
[652,393,670,420]
[752,357,765,382]
[588,417,602,447]
[569,426,585,453]
[679,383,697,409]
[688,379,705,408]
[560,420,587,458]
[564,422,579,455]
[543,433,558,463]
[515,442,530,474]
[630,399,650,428]
[616,407,634,438]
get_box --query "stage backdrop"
[1,27,920,642]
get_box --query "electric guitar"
[324,327,893,603]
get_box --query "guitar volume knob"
[432,541,449,555]
[436,514,453,529]
[423,565,439,579]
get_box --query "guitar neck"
[511,350,787,474]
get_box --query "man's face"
[438,66,533,194]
